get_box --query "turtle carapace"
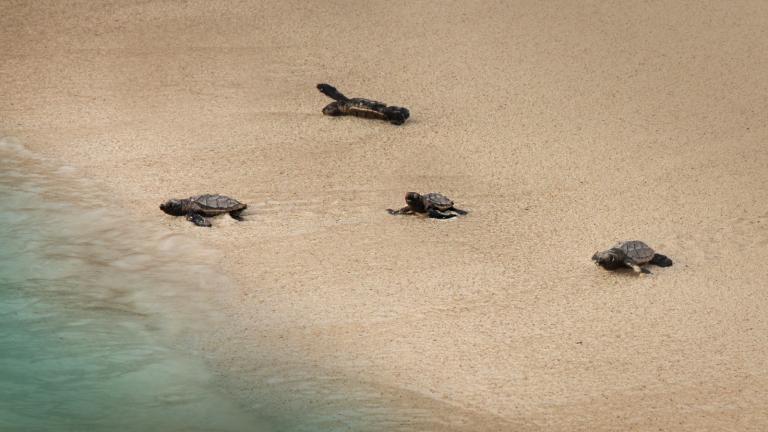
[387,192,467,219]
[317,83,410,125]
[160,194,246,227]
[592,240,673,274]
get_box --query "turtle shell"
[190,194,246,215]
[614,240,655,265]
[423,193,454,211]
[345,98,388,120]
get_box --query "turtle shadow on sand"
[160,194,247,227]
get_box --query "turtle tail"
[650,253,673,267]
[317,83,349,102]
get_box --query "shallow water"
[0,139,278,431]
[0,138,478,432]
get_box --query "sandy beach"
[2,0,768,429]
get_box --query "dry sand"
[2,0,768,430]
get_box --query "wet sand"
[2,1,768,430]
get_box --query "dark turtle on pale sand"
[160,194,246,227]
[317,83,410,125]
[592,240,673,274]
[387,192,467,219]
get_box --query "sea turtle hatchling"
[317,83,410,125]
[387,192,468,219]
[160,194,246,227]
[592,240,673,274]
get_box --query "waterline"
[0,139,273,431]
[0,138,485,432]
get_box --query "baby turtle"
[387,192,467,219]
[160,194,246,227]
[592,240,673,274]
[317,83,410,125]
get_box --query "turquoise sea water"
[0,139,454,432]
[0,140,277,431]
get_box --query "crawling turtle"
[387,192,467,219]
[317,83,410,125]
[592,240,673,274]
[160,194,246,227]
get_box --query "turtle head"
[322,101,343,116]
[405,192,426,212]
[592,248,625,270]
[160,199,186,216]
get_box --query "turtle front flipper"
[186,212,212,227]
[449,206,468,215]
[623,258,650,274]
[387,206,414,215]
[229,209,245,221]
[428,208,457,219]
[317,84,349,102]
[650,253,673,267]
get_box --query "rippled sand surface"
[2,1,768,430]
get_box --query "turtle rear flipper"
[393,106,410,120]
[186,212,211,227]
[383,106,409,125]
[428,208,457,219]
[650,253,673,267]
[317,84,349,102]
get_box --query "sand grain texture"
[2,0,768,430]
